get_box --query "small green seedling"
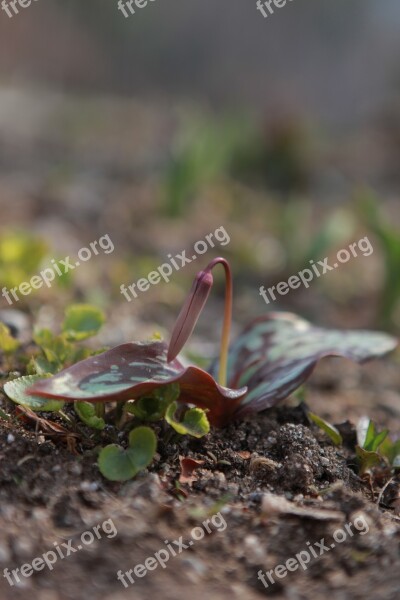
[74,401,106,430]
[165,401,210,438]
[98,426,157,481]
[125,384,180,422]
[356,417,400,475]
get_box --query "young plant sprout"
[3,258,398,480]
[14,256,397,423]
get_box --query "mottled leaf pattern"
[27,313,397,427]
[211,312,397,418]
[28,341,246,427]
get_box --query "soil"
[1,356,400,600]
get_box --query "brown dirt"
[1,355,400,600]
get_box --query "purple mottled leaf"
[27,313,398,427]
[211,312,398,418]
[27,341,246,427]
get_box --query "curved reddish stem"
[205,258,232,387]
[167,257,233,388]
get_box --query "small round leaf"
[98,426,157,481]
[62,304,105,341]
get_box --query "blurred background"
[1,0,400,348]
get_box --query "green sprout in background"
[357,190,400,329]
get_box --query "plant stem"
[115,401,126,428]
[94,402,105,420]
[206,258,232,388]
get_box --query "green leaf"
[358,418,389,452]
[75,401,105,430]
[127,426,157,469]
[126,396,164,421]
[0,323,20,354]
[27,356,59,376]
[4,375,64,412]
[33,328,73,366]
[33,327,55,348]
[356,446,383,475]
[165,401,210,438]
[98,445,137,481]
[126,384,180,421]
[308,412,343,446]
[357,417,400,468]
[366,428,388,453]
[377,436,400,466]
[62,304,105,341]
[363,420,376,450]
[98,426,157,481]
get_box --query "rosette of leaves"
[26,296,397,425]
[4,258,396,482]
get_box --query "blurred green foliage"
[162,116,313,217]
[358,191,400,328]
[0,232,71,302]
[279,200,355,272]
[0,323,20,355]
[230,120,311,192]
[0,232,48,291]
[163,117,246,217]
[28,304,106,375]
